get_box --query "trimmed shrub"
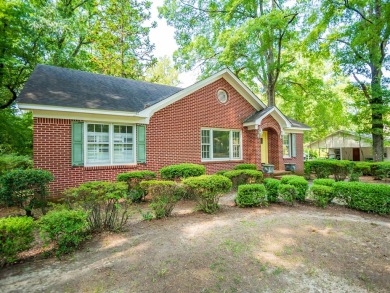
[304,160,354,181]
[373,163,390,180]
[334,182,390,214]
[236,184,268,207]
[310,185,335,208]
[263,178,280,203]
[140,180,184,219]
[183,175,232,213]
[39,209,89,257]
[312,178,335,187]
[64,181,131,232]
[0,216,35,264]
[0,154,33,176]
[117,170,156,202]
[160,163,205,180]
[0,169,54,216]
[223,169,263,189]
[278,184,298,205]
[234,164,257,170]
[215,170,229,176]
[280,176,308,202]
[353,162,373,176]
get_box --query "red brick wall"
[283,133,304,174]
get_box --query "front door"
[261,131,268,164]
[353,148,360,161]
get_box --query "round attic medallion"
[217,89,228,104]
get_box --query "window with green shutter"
[291,134,297,157]
[136,125,146,163]
[72,122,84,166]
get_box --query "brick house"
[18,65,310,196]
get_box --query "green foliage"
[372,163,390,180]
[38,209,89,257]
[183,175,232,213]
[140,180,184,219]
[0,216,34,264]
[223,169,263,189]
[0,154,33,176]
[117,170,156,202]
[278,184,298,205]
[310,185,335,208]
[334,182,390,215]
[236,184,268,208]
[353,162,373,176]
[0,169,54,216]
[215,170,229,176]
[280,176,308,202]
[160,163,205,180]
[145,55,180,86]
[233,164,257,170]
[313,179,335,187]
[304,160,354,181]
[263,178,281,203]
[64,181,131,232]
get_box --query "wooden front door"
[261,131,268,164]
[353,148,360,161]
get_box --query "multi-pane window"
[283,134,297,158]
[86,123,134,165]
[201,129,242,161]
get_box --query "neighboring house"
[306,130,390,161]
[18,65,310,196]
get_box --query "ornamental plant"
[183,175,232,213]
[310,185,335,208]
[278,184,298,205]
[223,169,263,189]
[304,160,354,181]
[263,178,280,202]
[312,178,335,187]
[117,170,156,202]
[280,175,308,202]
[0,169,54,216]
[236,184,268,207]
[140,180,184,218]
[0,216,35,265]
[0,154,33,176]
[233,164,257,170]
[160,163,205,180]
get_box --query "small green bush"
[183,175,232,213]
[312,179,335,187]
[353,162,372,176]
[215,170,229,176]
[278,184,298,205]
[117,170,156,202]
[236,184,268,207]
[38,209,89,257]
[263,178,280,202]
[0,169,54,216]
[64,181,131,232]
[140,180,184,219]
[334,182,390,214]
[280,176,308,202]
[160,163,205,180]
[233,164,257,170]
[223,169,263,189]
[310,185,335,208]
[0,216,35,264]
[0,154,33,176]
[373,163,390,180]
[304,160,354,181]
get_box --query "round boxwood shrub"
[183,175,232,213]
[38,209,90,257]
[233,164,257,170]
[236,184,268,207]
[223,169,263,189]
[280,176,308,202]
[117,170,156,202]
[0,216,35,265]
[278,184,298,205]
[160,163,205,180]
[310,185,335,208]
[312,178,335,187]
[215,170,229,176]
[140,180,184,219]
[263,178,280,203]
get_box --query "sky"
[149,0,199,87]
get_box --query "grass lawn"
[1,193,389,293]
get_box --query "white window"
[85,123,135,166]
[283,134,297,158]
[201,128,242,161]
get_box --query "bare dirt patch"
[1,194,389,293]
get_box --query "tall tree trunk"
[370,65,384,161]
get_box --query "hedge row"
[304,160,354,181]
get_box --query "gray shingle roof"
[17,64,183,112]
[287,117,311,129]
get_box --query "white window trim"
[283,134,297,159]
[201,128,243,162]
[84,122,137,167]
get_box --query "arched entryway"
[260,127,281,169]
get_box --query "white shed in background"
[306,130,390,161]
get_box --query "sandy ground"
[1,193,390,293]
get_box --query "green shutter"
[137,125,146,163]
[72,122,84,166]
[291,134,297,157]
